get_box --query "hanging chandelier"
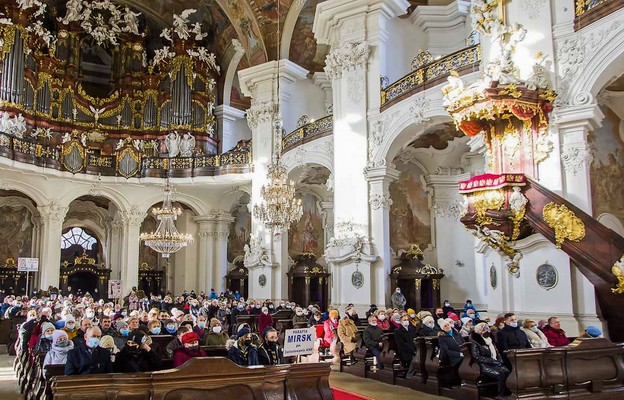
[140,181,194,258]
[252,0,302,232]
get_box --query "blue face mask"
[120,328,129,336]
[45,334,53,340]
[166,325,177,334]
[509,322,518,328]
[151,327,161,335]
[197,322,206,329]
[87,337,100,348]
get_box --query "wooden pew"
[41,364,65,400]
[421,336,456,395]
[506,338,624,399]
[457,342,498,399]
[51,357,333,400]
[236,314,259,333]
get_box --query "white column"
[313,72,333,114]
[314,0,408,312]
[366,166,400,307]
[215,104,246,153]
[37,202,68,291]
[411,1,469,57]
[120,207,145,294]
[194,218,216,293]
[238,60,308,300]
[213,217,234,293]
[109,216,124,280]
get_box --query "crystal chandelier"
[140,181,194,258]
[252,0,302,232]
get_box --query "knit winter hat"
[99,335,117,352]
[474,322,489,334]
[329,310,339,319]
[437,318,448,329]
[586,326,602,337]
[461,317,472,326]
[51,330,68,345]
[209,318,221,327]
[41,322,55,334]
[64,314,75,322]
[422,316,434,326]
[448,313,459,321]
[181,331,199,344]
[116,320,129,330]
[237,327,250,339]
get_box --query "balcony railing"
[282,115,333,152]
[380,45,481,111]
[575,0,623,30]
[0,133,252,179]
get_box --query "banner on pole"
[108,280,123,299]
[283,327,316,357]
[17,258,39,272]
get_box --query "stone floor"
[0,349,21,400]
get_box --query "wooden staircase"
[522,177,624,341]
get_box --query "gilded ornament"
[499,84,522,98]
[471,189,505,226]
[611,256,624,294]
[542,202,586,248]
[406,244,424,258]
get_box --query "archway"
[67,271,98,298]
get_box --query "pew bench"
[457,342,498,399]
[51,357,332,400]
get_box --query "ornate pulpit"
[226,258,248,299]
[286,254,330,309]
[60,252,110,299]
[390,245,444,311]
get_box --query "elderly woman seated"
[469,322,510,397]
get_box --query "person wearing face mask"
[462,299,480,319]
[394,315,418,374]
[43,330,74,377]
[33,322,56,353]
[216,302,230,326]
[460,317,474,338]
[250,301,262,316]
[171,331,205,367]
[391,287,407,310]
[374,310,390,331]
[469,322,510,396]
[437,318,463,385]
[389,312,402,332]
[308,310,323,328]
[337,312,359,365]
[258,306,273,335]
[227,327,259,366]
[497,313,531,368]
[520,318,551,348]
[193,315,209,342]
[442,300,455,318]
[204,318,228,345]
[363,316,384,371]
[292,307,308,325]
[230,301,247,335]
[166,326,189,359]
[258,327,284,365]
[406,308,419,328]
[323,309,340,362]
[419,316,437,336]
[85,308,98,325]
[114,330,162,372]
[163,319,178,336]
[65,326,113,375]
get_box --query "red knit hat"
[181,331,199,344]
[448,313,459,321]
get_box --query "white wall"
[384,18,427,83]
[284,78,327,133]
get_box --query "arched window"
[61,227,97,250]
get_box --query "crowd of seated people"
[1,288,608,399]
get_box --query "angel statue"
[442,71,464,106]
[173,9,197,40]
[58,0,82,25]
[165,131,181,157]
[122,7,140,35]
[179,132,195,157]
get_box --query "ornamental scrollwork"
[561,145,592,175]
[542,202,586,248]
[369,192,392,210]
[612,256,624,294]
[246,101,277,130]
[324,41,369,81]
[244,234,273,269]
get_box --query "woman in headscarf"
[469,322,510,396]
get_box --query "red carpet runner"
[331,387,372,400]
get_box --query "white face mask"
[369,322,377,327]
[401,321,410,328]
[296,312,303,316]
[212,326,222,334]
[378,315,386,321]
[409,313,416,318]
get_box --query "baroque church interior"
[1,0,624,399]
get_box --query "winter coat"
[34,337,53,354]
[363,325,383,350]
[292,314,308,325]
[468,332,509,380]
[391,292,407,309]
[43,342,74,378]
[521,327,552,348]
[438,331,463,367]
[165,338,182,359]
[258,312,273,334]
[204,331,229,346]
[62,327,78,340]
[541,325,570,347]
[394,324,418,363]
[337,317,359,353]
[377,318,390,331]
[227,340,260,366]
[172,346,206,368]
[65,343,113,375]
[258,342,284,365]
[18,319,37,353]
[418,325,437,337]
[323,318,338,343]
[496,325,531,353]
[114,346,162,372]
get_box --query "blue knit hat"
[586,326,602,337]
[237,327,250,339]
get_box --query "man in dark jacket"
[72,318,93,348]
[363,316,384,370]
[65,327,113,375]
[394,314,417,371]
[496,313,531,367]
[114,330,162,373]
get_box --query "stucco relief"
[324,41,369,80]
